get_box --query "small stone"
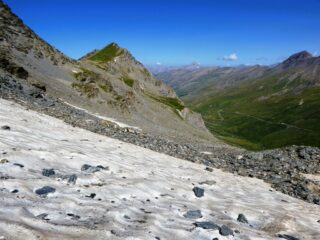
[96,165,108,170]
[67,213,80,219]
[193,187,204,198]
[183,210,203,219]
[212,238,219,240]
[81,164,100,173]
[0,159,9,164]
[277,234,300,240]
[42,168,55,177]
[199,180,216,185]
[86,193,96,198]
[67,174,77,184]
[313,198,320,205]
[35,186,56,196]
[11,189,19,193]
[13,163,24,168]
[205,167,213,172]
[237,213,249,224]
[1,125,10,130]
[36,213,49,220]
[193,221,219,230]
[219,225,234,236]
[81,164,92,171]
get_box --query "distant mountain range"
[146,62,202,74]
[0,0,216,145]
[155,51,320,150]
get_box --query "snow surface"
[61,100,142,130]
[0,98,319,240]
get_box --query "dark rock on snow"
[183,210,203,219]
[277,234,300,240]
[81,164,102,173]
[67,213,81,220]
[219,225,234,236]
[237,213,249,224]
[36,213,49,220]
[35,186,56,196]
[13,163,24,168]
[86,193,96,199]
[193,221,220,230]
[1,125,10,130]
[42,168,55,177]
[193,187,204,198]
[67,174,77,184]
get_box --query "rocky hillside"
[0,0,217,146]
[156,52,320,150]
[155,65,269,97]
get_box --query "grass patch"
[145,92,184,111]
[71,82,99,98]
[73,67,101,84]
[98,83,113,93]
[88,43,124,62]
[120,76,135,87]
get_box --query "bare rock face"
[179,108,210,132]
[0,1,72,65]
[0,57,28,79]
[282,51,313,66]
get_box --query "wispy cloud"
[223,53,238,61]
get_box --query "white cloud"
[223,53,238,61]
[156,62,162,65]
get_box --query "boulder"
[183,210,202,219]
[35,186,56,196]
[237,213,249,224]
[1,125,10,130]
[193,187,204,198]
[219,225,234,236]
[42,168,55,177]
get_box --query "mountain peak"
[282,51,313,65]
[86,42,125,62]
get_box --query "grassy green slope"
[89,43,124,62]
[189,74,320,150]
[145,91,185,111]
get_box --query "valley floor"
[0,99,320,240]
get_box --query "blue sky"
[4,0,320,66]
